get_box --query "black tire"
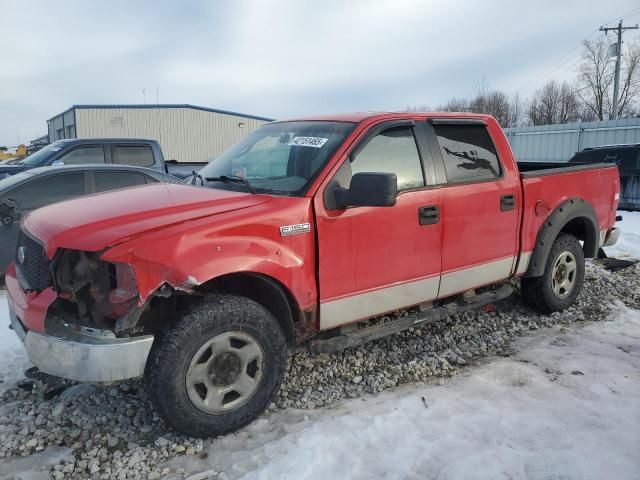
[146,294,287,438]
[521,233,585,314]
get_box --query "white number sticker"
[288,136,328,148]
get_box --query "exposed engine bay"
[51,250,139,330]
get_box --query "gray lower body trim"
[515,251,533,276]
[438,256,514,298]
[320,255,521,330]
[320,275,440,330]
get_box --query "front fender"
[101,234,316,311]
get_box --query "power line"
[600,20,639,119]
[513,7,640,97]
[513,31,598,95]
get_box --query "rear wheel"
[521,233,585,314]
[146,295,287,437]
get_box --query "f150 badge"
[280,223,311,237]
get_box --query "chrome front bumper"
[9,308,153,383]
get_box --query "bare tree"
[439,97,469,112]
[528,80,581,125]
[617,39,640,116]
[507,93,525,128]
[435,87,523,127]
[576,37,640,120]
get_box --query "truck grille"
[15,230,51,292]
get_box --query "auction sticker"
[288,136,328,148]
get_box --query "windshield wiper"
[190,170,205,186]
[205,175,256,194]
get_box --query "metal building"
[47,104,273,162]
[504,118,640,162]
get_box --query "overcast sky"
[2,0,640,145]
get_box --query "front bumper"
[9,308,154,382]
[6,262,154,383]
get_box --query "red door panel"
[315,122,443,330]
[316,190,442,329]
[438,181,519,297]
[430,121,521,298]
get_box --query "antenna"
[156,86,159,105]
[142,88,147,104]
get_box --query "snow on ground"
[166,303,640,480]
[604,210,640,259]
[0,291,30,395]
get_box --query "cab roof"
[277,111,494,124]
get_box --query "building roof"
[48,104,274,122]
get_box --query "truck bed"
[517,161,614,178]
[518,162,619,256]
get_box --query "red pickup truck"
[6,112,620,437]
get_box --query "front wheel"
[521,233,585,314]
[146,295,287,437]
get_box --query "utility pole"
[600,20,638,119]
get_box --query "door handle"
[419,205,439,225]
[500,194,515,211]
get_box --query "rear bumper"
[6,262,154,383]
[602,227,621,247]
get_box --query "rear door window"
[94,172,148,192]
[433,124,501,183]
[5,173,85,210]
[58,146,106,165]
[113,145,155,167]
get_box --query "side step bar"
[307,284,513,354]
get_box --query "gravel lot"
[0,261,639,479]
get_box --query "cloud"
[1,0,639,145]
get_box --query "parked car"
[569,144,640,210]
[0,164,178,276]
[6,112,620,437]
[0,138,206,180]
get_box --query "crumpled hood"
[23,183,273,257]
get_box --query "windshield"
[20,141,69,166]
[196,121,356,196]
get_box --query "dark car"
[0,164,178,276]
[0,138,205,180]
[569,144,640,210]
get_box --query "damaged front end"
[7,238,172,382]
[51,249,141,332]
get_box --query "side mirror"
[51,160,64,166]
[0,198,20,226]
[335,172,397,209]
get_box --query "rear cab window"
[113,145,155,167]
[432,124,502,183]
